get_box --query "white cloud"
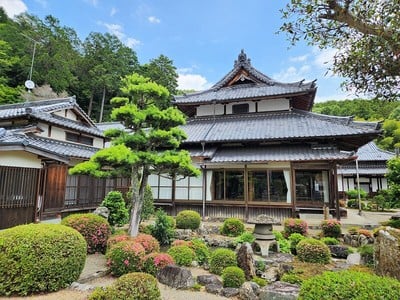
[148,16,160,24]
[0,0,27,17]
[312,47,337,69]
[125,37,141,48]
[289,55,308,62]
[85,0,98,7]
[100,22,141,48]
[178,73,212,91]
[273,65,312,82]
[110,7,117,17]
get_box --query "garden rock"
[343,233,374,247]
[204,235,237,248]
[175,229,196,240]
[259,281,300,300]
[157,265,194,289]
[239,281,260,300]
[197,224,221,235]
[69,282,95,292]
[264,253,294,267]
[93,206,110,219]
[197,274,222,286]
[346,252,361,265]
[328,245,349,258]
[205,283,223,295]
[261,266,280,283]
[375,227,400,280]
[237,242,256,280]
[222,287,240,297]
[391,212,400,220]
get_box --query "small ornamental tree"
[69,74,200,236]
[101,191,129,226]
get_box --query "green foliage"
[288,233,306,254]
[255,260,266,272]
[283,218,308,237]
[167,245,195,266]
[175,210,201,230]
[151,209,175,245]
[61,213,111,254]
[296,238,331,264]
[273,230,291,253]
[106,240,145,276]
[320,219,342,238]
[320,237,339,245]
[141,185,155,221]
[209,248,237,275]
[385,218,400,229]
[299,270,400,300]
[281,273,303,285]
[220,217,245,237]
[0,224,86,296]
[251,277,267,287]
[141,252,174,276]
[107,233,132,251]
[101,191,129,226]
[89,272,161,300]
[359,244,374,267]
[346,189,368,200]
[235,231,256,244]
[221,266,246,288]
[190,238,210,265]
[386,157,400,208]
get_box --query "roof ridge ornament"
[234,49,251,68]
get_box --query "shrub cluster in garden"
[141,185,155,221]
[133,233,160,254]
[0,224,86,296]
[283,218,308,237]
[106,240,145,276]
[107,233,132,250]
[150,209,175,245]
[356,228,373,238]
[385,218,400,229]
[359,244,374,267]
[296,238,331,264]
[167,245,196,266]
[209,248,237,275]
[89,272,161,300]
[175,210,201,230]
[288,233,306,254]
[321,237,339,245]
[273,230,291,253]
[235,231,255,244]
[61,213,111,254]
[320,219,341,238]
[299,270,400,300]
[221,266,246,288]
[141,253,174,276]
[171,239,210,265]
[101,191,129,226]
[220,217,245,237]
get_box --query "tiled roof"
[181,109,380,144]
[0,129,99,162]
[337,167,388,175]
[0,97,104,137]
[355,142,394,161]
[201,145,354,163]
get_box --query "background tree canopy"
[280,0,400,100]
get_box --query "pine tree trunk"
[99,86,106,123]
[87,93,94,118]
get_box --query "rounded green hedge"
[222,266,246,288]
[209,248,237,275]
[175,210,201,230]
[299,270,400,300]
[296,238,331,264]
[89,272,161,300]
[0,223,86,296]
[167,245,196,266]
[61,213,112,254]
[220,218,245,237]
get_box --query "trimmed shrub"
[385,218,400,229]
[252,277,267,287]
[321,237,339,245]
[190,238,210,265]
[299,270,400,300]
[288,233,306,254]
[357,228,373,238]
[235,231,256,244]
[222,266,246,288]
[176,210,201,230]
[167,245,196,266]
[283,218,308,237]
[220,217,245,237]
[101,191,129,226]
[209,248,237,275]
[106,240,146,276]
[89,272,161,300]
[346,189,368,200]
[320,219,341,238]
[133,233,160,254]
[151,209,175,245]
[273,230,291,253]
[107,233,132,251]
[0,224,86,296]
[141,185,155,221]
[61,213,111,254]
[297,238,331,264]
[141,252,174,276]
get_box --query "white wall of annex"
[0,151,41,168]
[258,98,289,112]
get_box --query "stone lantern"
[248,214,279,257]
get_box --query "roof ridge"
[0,97,74,110]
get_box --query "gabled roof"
[0,97,104,137]
[174,50,317,113]
[355,141,394,161]
[181,109,381,151]
[0,128,99,164]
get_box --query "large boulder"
[375,227,400,280]
[156,265,194,289]
[237,242,256,280]
[259,281,300,300]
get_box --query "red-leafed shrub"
[283,218,308,237]
[107,234,132,251]
[141,252,174,276]
[106,240,146,276]
[321,219,342,238]
[171,239,192,247]
[133,233,160,254]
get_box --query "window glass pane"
[189,187,203,200]
[269,171,288,202]
[213,171,224,200]
[249,171,268,201]
[175,187,188,200]
[226,171,244,200]
[295,170,329,203]
[232,103,249,114]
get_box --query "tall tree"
[139,55,178,108]
[69,74,199,236]
[280,0,400,99]
[80,32,139,121]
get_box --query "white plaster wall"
[258,98,289,112]
[93,137,104,148]
[51,126,66,141]
[196,104,224,116]
[54,109,78,121]
[0,151,41,168]
[226,101,256,114]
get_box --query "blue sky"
[1,0,356,102]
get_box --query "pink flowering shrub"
[61,213,111,254]
[283,218,308,237]
[106,240,146,276]
[141,252,175,276]
[320,219,342,238]
[107,234,132,251]
[357,228,373,238]
[133,233,160,254]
